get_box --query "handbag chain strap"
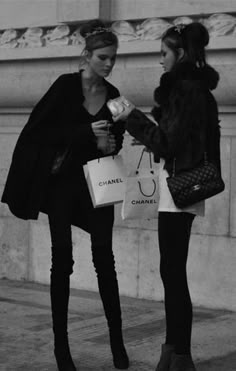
[172,151,208,177]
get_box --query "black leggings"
[46,177,122,344]
[158,212,195,355]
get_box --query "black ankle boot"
[156,344,175,371]
[54,345,77,371]
[54,353,76,371]
[110,330,129,369]
[169,353,196,371]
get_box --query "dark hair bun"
[80,20,106,38]
[185,22,209,48]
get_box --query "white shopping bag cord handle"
[98,155,115,163]
[138,179,157,197]
[136,148,153,174]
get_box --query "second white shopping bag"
[121,149,159,220]
[84,155,127,208]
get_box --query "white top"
[158,158,205,216]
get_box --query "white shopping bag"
[121,149,159,220]
[84,155,127,208]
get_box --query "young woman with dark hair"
[2,20,129,371]
[113,22,222,371]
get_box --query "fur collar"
[154,62,219,105]
[169,61,219,90]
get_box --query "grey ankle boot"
[155,344,175,371]
[169,353,196,371]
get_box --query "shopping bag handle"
[136,148,153,174]
[138,179,157,197]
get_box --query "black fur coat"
[126,61,221,176]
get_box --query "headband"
[84,27,112,39]
[174,23,187,35]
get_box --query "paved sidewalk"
[0,279,236,371]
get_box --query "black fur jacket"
[126,61,221,176]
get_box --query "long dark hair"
[80,20,119,52]
[162,22,209,68]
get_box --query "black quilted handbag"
[167,154,225,208]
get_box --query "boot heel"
[111,344,129,369]
[110,331,129,369]
[169,353,197,371]
[156,344,175,371]
[54,345,77,371]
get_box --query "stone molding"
[0,14,235,106]
[0,13,235,57]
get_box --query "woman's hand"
[92,120,117,154]
[97,134,116,154]
[106,134,117,154]
[91,120,110,138]
[131,138,143,146]
[112,98,135,122]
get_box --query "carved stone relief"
[0,13,235,49]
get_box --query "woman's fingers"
[112,105,134,122]
[131,138,143,146]
[108,134,115,141]
[94,130,109,137]
[108,139,116,152]
[92,120,108,128]
[92,120,110,137]
[91,120,109,131]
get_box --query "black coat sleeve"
[19,75,96,148]
[126,80,206,160]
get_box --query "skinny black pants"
[158,212,195,355]
[46,176,122,345]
